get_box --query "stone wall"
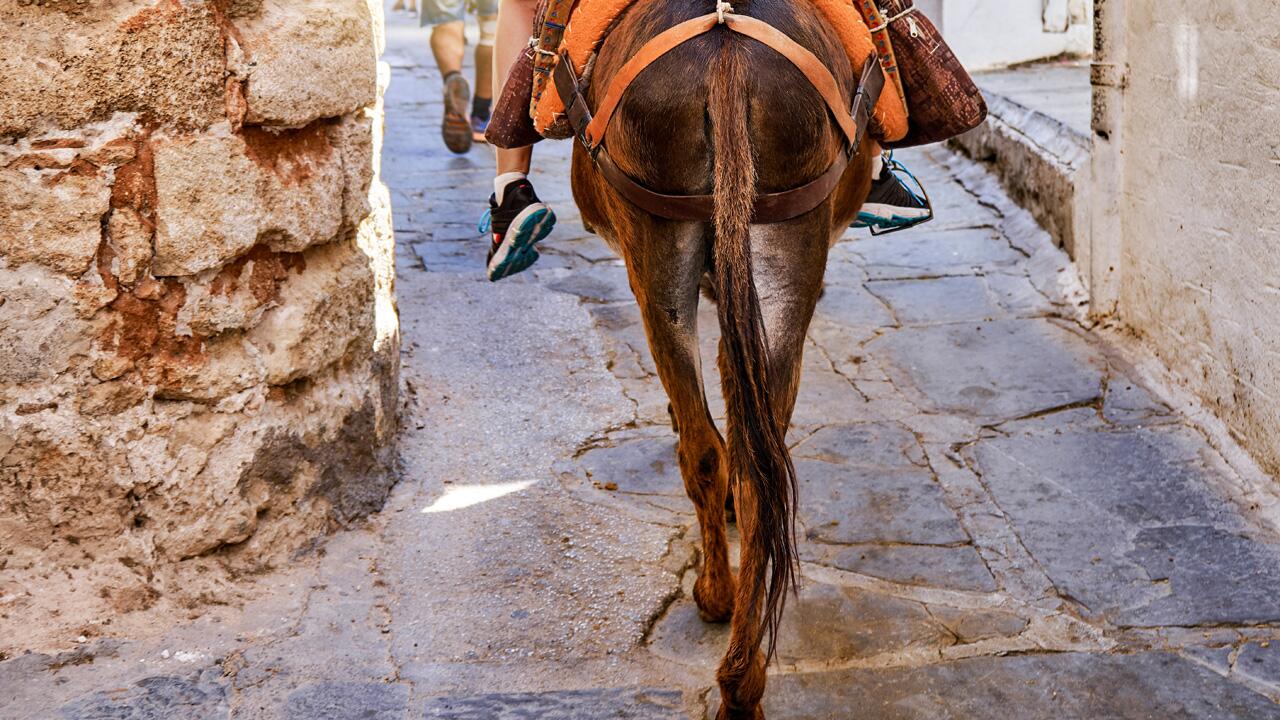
[1096,0,1280,474]
[0,0,397,629]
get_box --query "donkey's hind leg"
[626,223,736,623]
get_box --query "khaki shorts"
[420,0,499,27]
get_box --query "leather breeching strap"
[553,10,885,224]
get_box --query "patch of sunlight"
[419,480,537,514]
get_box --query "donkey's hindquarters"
[569,2,878,716]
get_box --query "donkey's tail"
[707,36,799,662]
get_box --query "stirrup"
[867,152,934,237]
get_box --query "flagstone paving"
[3,8,1280,720]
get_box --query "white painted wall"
[928,0,1092,70]
[1092,0,1280,475]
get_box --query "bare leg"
[493,0,538,174]
[475,14,497,102]
[430,20,465,76]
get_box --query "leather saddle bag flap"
[486,44,544,149]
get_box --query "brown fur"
[570,1,876,716]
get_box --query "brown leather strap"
[722,14,862,148]
[586,13,862,149]
[584,13,719,146]
[554,12,885,223]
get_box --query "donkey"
[567,1,879,716]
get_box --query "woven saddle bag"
[872,0,987,147]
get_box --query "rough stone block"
[0,163,109,276]
[107,207,153,284]
[326,112,376,229]
[0,2,225,136]
[176,246,304,336]
[234,0,379,127]
[247,241,375,385]
[0,268,92,385]
[151,124,346,276]
[0,421,127,550]
[150,332,266,402]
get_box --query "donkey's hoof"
[693,576,735,623]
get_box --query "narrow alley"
[4,6,1280,720]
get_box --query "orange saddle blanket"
[530,0,910,143]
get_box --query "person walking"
[420,0,500,153]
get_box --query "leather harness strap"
[553,10,885,224]
[584,13,720,147]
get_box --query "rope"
[529,36,558,57]
[868,5,916,33]
[716,1,733,24]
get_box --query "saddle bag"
[485,0,577,148]
[870,0,987,147]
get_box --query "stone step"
[950,61,1092,259]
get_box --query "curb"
[948,90,1091,260]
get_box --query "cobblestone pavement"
[6,9,1280,720]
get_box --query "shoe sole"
[488,204,556,281]
[442,75,472,154]
[854,203,933,231]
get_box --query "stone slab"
[975,62,1092,137]
[867,275,1004,325]
[869,319,1105,420]
[56,669,229,720]
[650,585,948,668]
[544,265,634,303]
[813,284,896,328]
[972,427,1280,626]
[801,542,997,593]
[850,227,1023,280]
[283,681,409,720]
[729,651,1280,719]
[952,63,1091,257]
[791,423,968,546]
[1103,378,1176,426]
[797,459,968,547]
[420,687,684,718]
[1235,642,1280,688]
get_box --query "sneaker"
[442,72,472,154]
[471,115,489,144]
[479,178,556,281]
[853,153,932,234]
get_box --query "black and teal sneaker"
[479,178,556,282]
[854,153,933,235]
